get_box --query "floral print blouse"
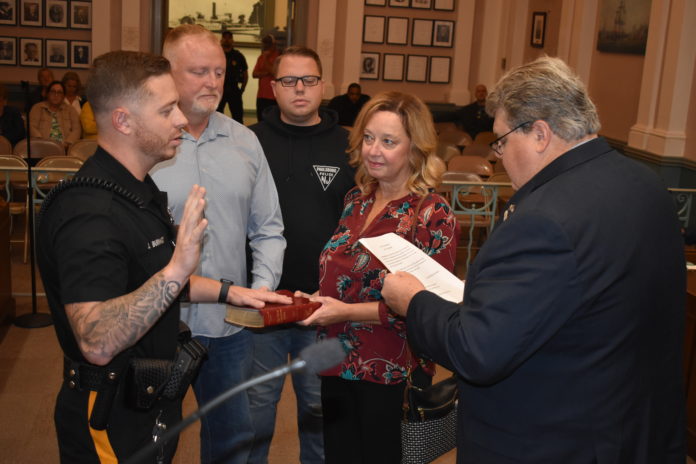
[318,187,459,385]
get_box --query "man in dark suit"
[383,56,686,463]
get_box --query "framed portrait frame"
[45,0,68,28]
[19,37,42,66]
[406,55,428,83]
[387,17,408,45]
[429,56,451,84]
[20,0,41,26]
[383,53,405,81]
[363,15,386,44]
[70,1,91,29]
[364,0,386,5]
[46,39,68,68]
[411,19,433,46]
[530,12,546,48]
[411,0,432,9]
[432,20,454,47]
[0,37,17,66]
[70,40,91,68]
[433,0,455,11]
[389,0,409,7]
[360,52,380,80]
[0,0,17,25]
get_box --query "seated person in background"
[29,80,81,149]
[79,101,97,139]
[30,68,55,108]
[327,83,370,127]
[62,71,84,116]
[457,83,493,139]
[0,83,26,147]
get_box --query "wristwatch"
[218,278,233,304]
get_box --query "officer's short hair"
[86,51,171,118]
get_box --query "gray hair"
[486,56,600,142]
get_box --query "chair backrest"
[0,135,12,155]
[13,138,65,158]
[473,131,497,146]
[487,172,514,199]
[447,155,493,178]
[68,138,98,161]
[35,155,83,184]
[461,142,494,159]
[0,155,29,201]
[436,143,461,164]
[438,128,473,149]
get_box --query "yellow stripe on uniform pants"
[87,390,118,463]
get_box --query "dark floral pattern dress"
[318,186,459,385]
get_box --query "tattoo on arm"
[65,271,183,364]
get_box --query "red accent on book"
[225,289,322,328]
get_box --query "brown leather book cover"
[224,289,321,328]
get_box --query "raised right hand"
[167,184,208,282]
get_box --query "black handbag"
[401,375,458,464]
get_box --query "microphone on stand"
[124,338,346,464]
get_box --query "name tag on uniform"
[147,236,166,250]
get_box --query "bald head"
[474,85,488,105]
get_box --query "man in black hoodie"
[249,46,355,464]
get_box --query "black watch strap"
[218,278,233,304]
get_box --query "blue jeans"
[247,326,324,464]
[193,331,255,464]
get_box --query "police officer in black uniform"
[37,50,290,464]
[217,31,248,124]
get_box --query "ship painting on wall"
[169,0,270,42]
[597,0,651,55]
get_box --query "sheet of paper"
[359,232,464,303]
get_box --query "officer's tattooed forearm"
[65,271,183,365]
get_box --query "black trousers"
[321,376,406,464]
[217,88,244,124]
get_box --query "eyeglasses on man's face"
[489,121,532,158]
[276,75,321,87]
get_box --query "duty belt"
[63,356,119,391]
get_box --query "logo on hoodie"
[313,165,340,191]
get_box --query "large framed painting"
[597,0,651,55]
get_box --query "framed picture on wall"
[45,0,67,28]
[0,0,17,25]
[360,52,380,80]
[406,55,428,82]
[387,17,408,45]
[411,19,433,46]
[389,0,409,7]
[429,56,451,83]
[46,39,68,68]
[433,0,455,11]
[70,1,91,29]
[19,37,41,66]
[70,40,91,68]
[20,0,41,26]
[432,20,454,47]
[411,0,432,9]
[383,53,405,81]
[0,37,17,65]
[530,12,546,48]
[363,15,386,44]
[365,0,387,5]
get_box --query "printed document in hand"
[359,232,464,303]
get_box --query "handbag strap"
[409,192,431,243]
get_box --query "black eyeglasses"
[489,121,532,158]
[276,75,321,87]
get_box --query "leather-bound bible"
[224,289,322,328]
